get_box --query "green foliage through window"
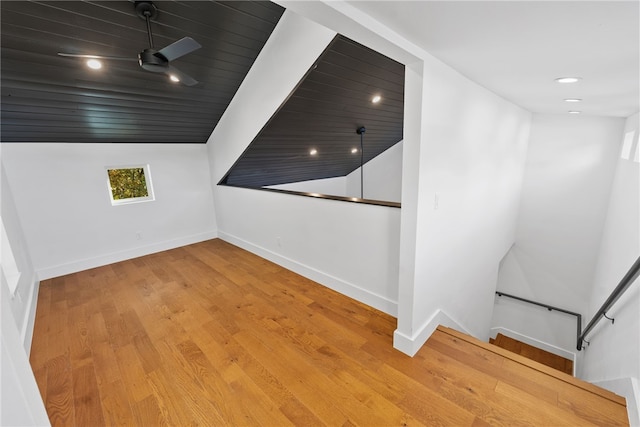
[108,168,149,200]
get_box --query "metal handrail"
[495,291,583,350]
[496,256,640,351]
[578,256,640,350]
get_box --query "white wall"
[207,10,336,185]
[394,54,532,355]
[1,166,39,349]
[492,114,625,353]
[207,10,400,315]
[346,141,403,203]
[2,143,217,279]
[256,3,532,356]
[0,153,50,426]
[216,187,400,314]
[2,279,50,426]
[581,112,640,425]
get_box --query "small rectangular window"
[106,165,155,206]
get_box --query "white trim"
[490,326,577,375]
[592,377,640,427]
[36,230,217,280]
[1,216,22,296]
[21,272,40,354]
[106,164,155,206]
[217,231,398,317]
[393,309,469,356]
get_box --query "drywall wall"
[581,112,639,424]
[0,157,49,425]
[346,141,403,203]
[393,52,532,354]
[216,186,400,315]
[492,114,625,353]
[208,10,400,315]
[207,10,336,184]
[2,143,217,279]
[1,165,40,350]
[248,3,531,355]
[1,278,50,426]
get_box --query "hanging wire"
[357,126,365,199]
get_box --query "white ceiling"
[347,1,639,118]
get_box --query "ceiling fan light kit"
[58,1,201,86]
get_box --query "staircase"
[428,326,629,426]
[490,333,574,375]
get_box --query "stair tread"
[437,326,626,407]
[493,333,574,375]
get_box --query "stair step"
[429,326,628,426]
[492,333,573,375]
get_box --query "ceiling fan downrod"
[135,1,158,49]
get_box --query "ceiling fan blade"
[58,52,136,61]
[166,65,198,86]
[157,37,201,61]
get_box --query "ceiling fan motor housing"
[138,49,168,73]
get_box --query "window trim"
[106,164,155,206]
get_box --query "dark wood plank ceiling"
[1,0,284,143]
[221,35,405,188]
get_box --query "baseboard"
[37,230,218,280]
[21,272,40,354]
[490,326,577,374]
[393,309,469,356]
[592,377,640,427]
[217,231,398,317]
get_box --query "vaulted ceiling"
[1,0,406,191]
[1,1,285,143]
[221,35,404,188]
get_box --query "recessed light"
[555,77,581,84]
[564,98,582,103]
[351,148,358,154]
[169,75,180,83]
[86,59,102,70]
[371,95,381,104]
[568,111,581,114]
[309,149,318,155]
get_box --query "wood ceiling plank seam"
[1,78,228,106]
[151,12,281,47]
[1,6,149,46]
[2,91,226,115]
[264,108,403,126]
[0,90,226,117]
[321,50,404,79]
[294,85,405,105]
[1,105,218,123]
[329,40,405,76]
[0,114,211,129]
[301,77,403,100]
[306,72,404,98]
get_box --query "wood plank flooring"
[490,333,574,375]
[30,239,629,426]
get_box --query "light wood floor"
[30,239,628,426]
[490,333,574,375]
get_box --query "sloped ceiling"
[1,1,285,143]
[221,35,405,188]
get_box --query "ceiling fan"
[58,1,201,86]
